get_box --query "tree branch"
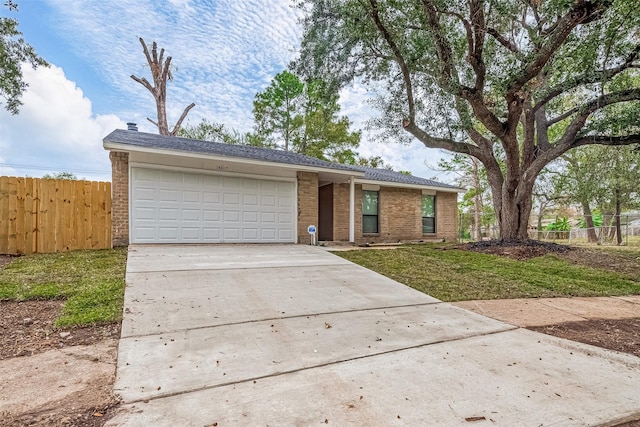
[421,0,457,87]
[573,134,640,148]
[486,27,519,53]
[130,75,154,93]
[534,44,640,111]
[170,102,196,136]
[546,107,580,127]
[368,0,416,121]
[402,119,483,158]
[508,0,609,97]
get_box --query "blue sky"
[0,0,450,181]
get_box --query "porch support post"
[349,176,355,242]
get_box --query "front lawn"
[336,245,640,301]
[0,248,127,327]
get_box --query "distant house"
[103,128,463,246]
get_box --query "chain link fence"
[459,212,640,246]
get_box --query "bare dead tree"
[130,38,195,136]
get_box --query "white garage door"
[130,167,296,243]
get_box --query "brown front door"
[318,184,333,241]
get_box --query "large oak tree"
[297,0,640,240]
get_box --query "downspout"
[349,177,355,243]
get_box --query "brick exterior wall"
[333,183,350,241]
[435,191,458,241]
[329,183,458,243]
[109,151,129,247]
[297,171,318,244]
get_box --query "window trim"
[422,194,436,234]
[362,190,379,234]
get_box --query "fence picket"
[0,176,112,254]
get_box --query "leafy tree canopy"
[42,171,77,180]
[178,119,272,148]
[253,70,362,163]
[0,0,48,114]
[297,0,640,239]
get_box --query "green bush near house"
[0,248,127,327]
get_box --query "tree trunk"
[472,158,482,241]
[581,201,598,243]
[615,188,622,245]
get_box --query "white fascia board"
[353,178,465,193]
[103,142,365,178]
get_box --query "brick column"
[436,191,459,242]
[297,171,318,244]
[109,151,129,247]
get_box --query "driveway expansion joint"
[120,301,444,339]
[118,326,518,406]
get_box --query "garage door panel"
[135,207,156,221]
[158,227,179,241]
[181,209,201,222]
[223,177,241,190]
[223,228,240,240]
[203,228,220,240]
[261,212,276,223]
[261,228,276,239]
[131,167,295,243]
[242,228,259,239]
[181,228,201,241]
[203,210,220,221]
[243,211,258,223]
[134,168,158,181]
[203,191,221,204]
[224,210,240,222]
[135,187,156,201]
[279,212,293,224]
[183,173,202,187]
[158,170,183,183]
[278,196,293,208]
[158,189,179,203]
[158,208,178,221]
[243,194,259,205]
[134,227,157,241]
[261,195,276,207]
[243,179,260,191]
[182,190,200,203]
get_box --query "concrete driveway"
[107,245,640,426]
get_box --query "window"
[422,195,436,233]
[362,190,379,233]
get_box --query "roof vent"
[127,122,138,131]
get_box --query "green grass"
[336,245,640,302]
[0,248,127,327]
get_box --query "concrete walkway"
[107,245,640,426]
[454,296,640,327]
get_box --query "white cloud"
[46,0,302,133]
[13,0,456,182]
[0,64,125,181]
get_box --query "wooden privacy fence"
[0,176,111,255]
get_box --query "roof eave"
[103,141,366,177]
[353,178,464,193]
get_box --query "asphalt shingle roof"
[353,165,461,190]
[103,129,461,191]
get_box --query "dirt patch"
[0,300,121,360]
[557,248,640,278]
[0,254,17,269]
[455,239,572,260]
[0,300,121,427]
[529,317,640,358]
